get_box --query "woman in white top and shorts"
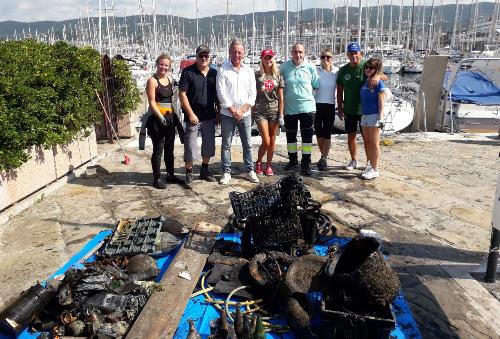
[314,48,339,171]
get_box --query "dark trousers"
[151,125,176,180]
[284,112,315,164]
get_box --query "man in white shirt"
[216,39,258,185]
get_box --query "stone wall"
[0,130,98,212]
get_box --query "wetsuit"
[147,75,176,182]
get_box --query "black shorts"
[344,115,362,134]
[314,103,335,139]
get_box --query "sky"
[0,0,493,23]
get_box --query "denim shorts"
[360,114,383,128]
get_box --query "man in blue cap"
[336,42,386,170]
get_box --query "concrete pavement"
[0,131,499,338]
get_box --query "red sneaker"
[255,162,264,175]
[265,163,274,176]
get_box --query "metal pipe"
[449,91,453,133]
[485,228,500,282]
[485,174,500,283]
[421,91,427,133]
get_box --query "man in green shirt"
[336,42,386,170]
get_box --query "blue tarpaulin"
[445,70,500,105]
[174,233,422,339]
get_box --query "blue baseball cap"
[347,42,361,52]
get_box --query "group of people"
[145,40,388,189]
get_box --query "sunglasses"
[263,55,273,60]
[197,54,210,59]
[365,65,376,70]
[320,55,332,60]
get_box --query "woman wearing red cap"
[253,49,284,176]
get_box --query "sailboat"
[333,93,415,133]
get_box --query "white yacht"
[382,59,402,74]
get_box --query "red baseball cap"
[261,49,274,58]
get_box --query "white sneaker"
[361,167,380,180]
[246,171,260,183]
[220,172,231,185]
[363,161,372,174]
[346,159,358,170]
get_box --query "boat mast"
[388,1,393,49]
[397,0,403,48]
[375,0,379,50]
[331,1,336,52]
[252,0,255,55]
[420,0,425,52]
[357,0,362,44]
[226,0,229,58]
[99,0,102,53]
[364,0,369,51]
[345,0,349,51]
[152,0,157,56]
[285,0,289,61]
[427,0,435,51]
[489,0,500,45]
[409,0,415,51]
[472,0,480,50]
[195,0,199,46]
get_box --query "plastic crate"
[320,297,396,339]
[229,184,281,219]
[101,217,163,257]
[229,175,311,219]
[248,209,303,247]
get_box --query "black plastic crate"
[229,175,311,219]
[320,297,396,339]
[101,217,163,257]
[229,184,281,219]
[248,209,303,247]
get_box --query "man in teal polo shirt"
[280,43,320,176]
[337,42,386,170]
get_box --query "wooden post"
[126,221,221,339]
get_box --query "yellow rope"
[190,286,214,298]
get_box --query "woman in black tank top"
[146,54,181,189]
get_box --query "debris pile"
[0,216,185,338]
[190,175,401,339]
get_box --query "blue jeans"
[221,114,254,173]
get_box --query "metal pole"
[485,174,500,283]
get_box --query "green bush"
[0,40,140,171]
[111,58,142,116]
